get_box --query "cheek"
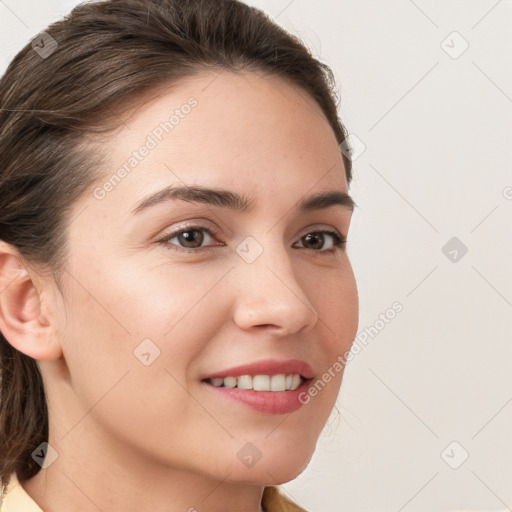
[297,265,358,414]
[59,261,232,399]
[312,264,359,349]
[56,267,233,459]
[106,258,231,335]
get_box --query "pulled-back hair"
[0,0,352,488]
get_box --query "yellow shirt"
[0,472,307,512]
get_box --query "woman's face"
[47,70,358,484]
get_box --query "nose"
[232,241,319,336]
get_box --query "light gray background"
[1,1,511,511]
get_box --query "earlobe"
[0,243,62,361]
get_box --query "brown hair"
[0,0,352,488]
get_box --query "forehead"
[84,70,348,219]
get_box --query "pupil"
[179,229,203,248]
[304,233,323,250]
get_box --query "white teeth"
[253,375,270,391]
[207,373,303,391]
[223,376,237,388]
[290,374,301,390]
[237,375,252,389]
[270,374,286,391]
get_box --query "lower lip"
[202,379,312,415]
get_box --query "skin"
[0,70,358,512]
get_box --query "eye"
[157,225,346,254]
[294,230,346,253]
[158,225,221,253]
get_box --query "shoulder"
[262,485,308,512]
[0,473,44,512]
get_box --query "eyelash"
[157,224,347,255]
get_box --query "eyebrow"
[130,184,356,216]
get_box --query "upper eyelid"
[161,222,345,238]
[161,222,220,239]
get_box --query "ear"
[0,241,63,360]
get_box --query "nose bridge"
[232,233,318,333]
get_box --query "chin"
[223,447,314,486]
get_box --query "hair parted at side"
[0,0,353,488]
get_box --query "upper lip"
[202,358,314,380]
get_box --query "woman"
[0,0,358,510]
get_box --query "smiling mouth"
[202,374,307,391]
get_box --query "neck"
[21,425,266,512]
